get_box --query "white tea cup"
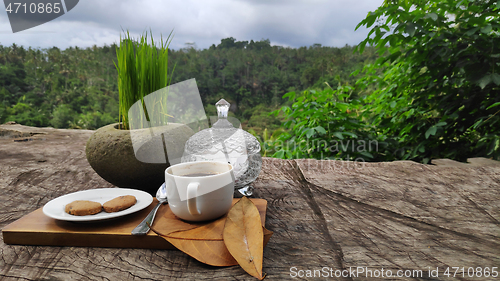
[165,161,234,221]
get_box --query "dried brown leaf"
[161,216,237,266]
[152,198,271,267]
[263,227,273,246]
[223,196,264,280]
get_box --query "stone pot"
[86,123,194,195]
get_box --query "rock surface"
[1,123,499,280]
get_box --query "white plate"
[43,188,153,222]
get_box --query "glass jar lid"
[183,99,261,156]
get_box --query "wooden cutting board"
[2,198,268,249]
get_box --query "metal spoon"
[131,182,168,235]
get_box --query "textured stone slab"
[1,124,499,280]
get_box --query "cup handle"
[187,182,201,215]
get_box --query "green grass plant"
[115,30,173,129]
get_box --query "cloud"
[0,0,383,50]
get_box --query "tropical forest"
[1,0,499,163]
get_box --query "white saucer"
[43,188,153,222]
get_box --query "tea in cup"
[165,161,234,221]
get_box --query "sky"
[0,0,384,50]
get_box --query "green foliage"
[69,111,116,129]
[270,86,385,161]
[245,104,282,133]
[2,3,496,164]
[168,40,375,116]
[248,127,286,157]
[0,44,29,112]
[268,0,500,163]
[51,104,76,128]
[115,31,173,129]
[353,0,500,162]
[0,43,119,129]
[4,101,48,127]
[0,39,375,150]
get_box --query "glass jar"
[181,99,262,196]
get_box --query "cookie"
[65,200,102,216]
[103,195,137,213]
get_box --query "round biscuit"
[65,200,102,216]
[103,195,137,213]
